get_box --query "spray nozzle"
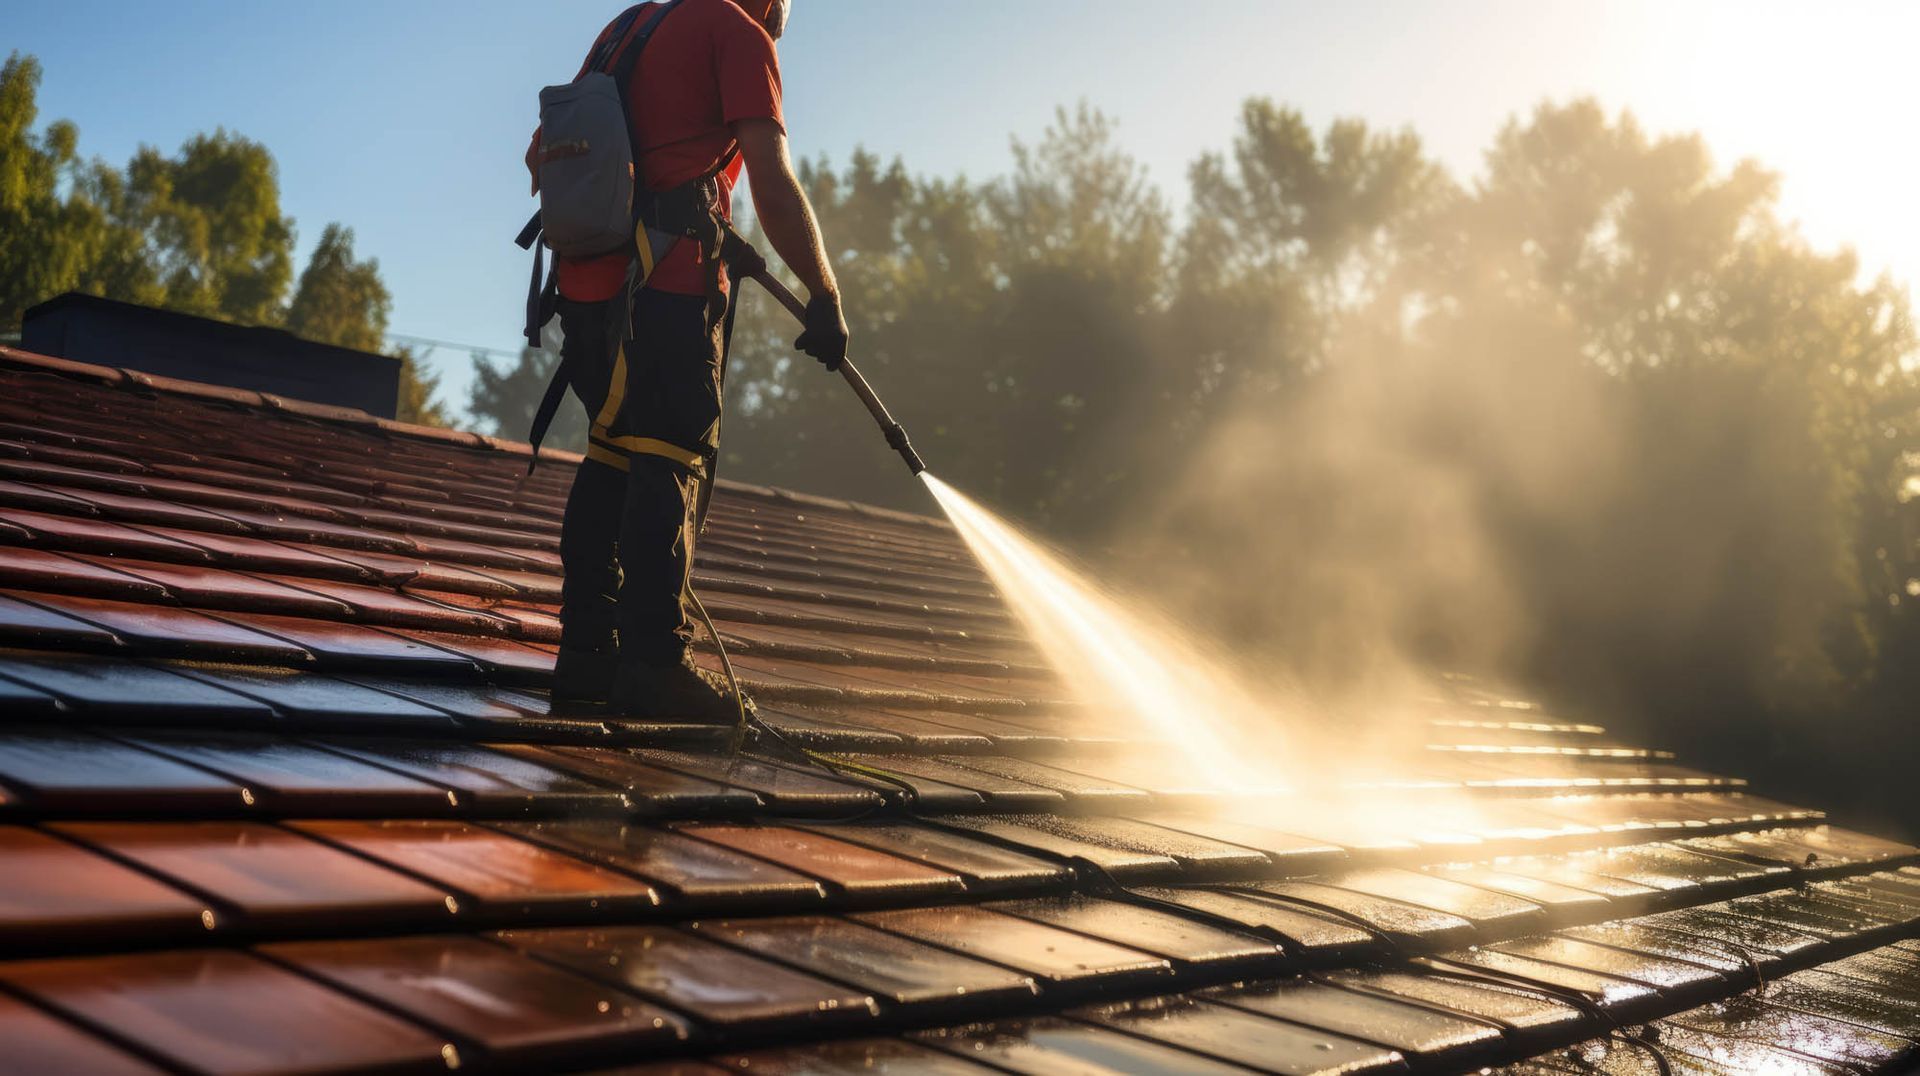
[884,423,927,476]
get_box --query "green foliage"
[0,52,440,424]
[706,95,1919,759]
[284,224,386,352]
[125,130,293,325]
[392,348,447,428]
[0,53,157,326]
[469,345,585,452]
[720,107,1176,532]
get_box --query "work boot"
[549,646,618,716]
[608,653,755,725]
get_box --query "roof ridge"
[0,344,950,531]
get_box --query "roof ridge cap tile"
[713,478,947,531]
[117,368,267,409]
[0,345,126,386]
[259,393,381,426]
[370,417,487,450]
[1,346,940,526]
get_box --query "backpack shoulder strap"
[609,0,688,90]
[585,4,648,75]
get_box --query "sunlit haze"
[12,0,1918,417]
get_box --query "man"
[528,0,848,721]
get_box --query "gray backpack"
[515,1,685,343]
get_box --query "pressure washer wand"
[720,229,926,477]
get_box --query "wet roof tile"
[911,1016,1257,1075]
[1559,920,1768,983]
[289,820,659,919]
[3,358,1920,1072]
[0,592,125,650]
[1308,867,1549,934]
[1777,963,1920,1041]
[167,664,460,729]
[52,820,453,933]
[675,823,966,902]
[1199,978,1506,1069]
[1490,934,1731,1003]
[1473,852,1667,908]
[930,815,1179,882]
[1128,886,1386,966]
[83,557,356,617]
[0,730,246,815]
[1070,994,1409,1074]
[1126,811,1349,875]
[1664,995,1917,1072]
[0,476,103,516]
[1569,843,1787,897]
[639,751,888,816]
[987,895,1283,977]
[0,990,167,1075]
[517,745,765,814]
[1421,863,1617,922]
[252,573,508,633]
[0,547,172,601]
[853,905,1174,995]
[690,916,1039,1017]
[1324,968,1590,1054]
[1821,943,1920,992]
[319,739,627,815]
[714,1038,1000,1074]
[259,934,691,1070]
[493,925,878,1033]
[135,525,376,580]
[380,628,554,683]
[499,821,828,912]
[111,731,456,815]
[1687,826,1918,876]
[0,825,212,953]
[332,675,546,720]
[1641,904,1831,964]
[10,591,314,664]
[204,610,480,675]
[0,665,64,718]
[1240,880,1476,952]
[794,821,1072,896]
[1421,948,1662,1022]
[0,949,451,1075]
[0,654,275,722]
[827,753,1055,811]
[1718,886,1907,941]
[0,507,217,562]
[948,755,1156,807]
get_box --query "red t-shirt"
[531,0,784,301]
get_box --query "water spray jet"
[724,229,1349,795]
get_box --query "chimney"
[21,293,402,419]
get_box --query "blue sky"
[12,1,1919,421]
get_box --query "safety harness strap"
[590,430,707,473]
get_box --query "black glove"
[794,294,849,372]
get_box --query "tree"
[0,53,156,326]
[282,223,445,427]
[1,53,441,424]
[124,130,293,326]
[286,224,389,352]
[391,348,446,427]
[718,107,1178,535]
[469,345,584,452]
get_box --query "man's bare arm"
[736,118,838,302]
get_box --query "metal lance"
[720,228,926,477]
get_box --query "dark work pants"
[556,287,725,667]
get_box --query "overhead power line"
[386,332,533,363]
